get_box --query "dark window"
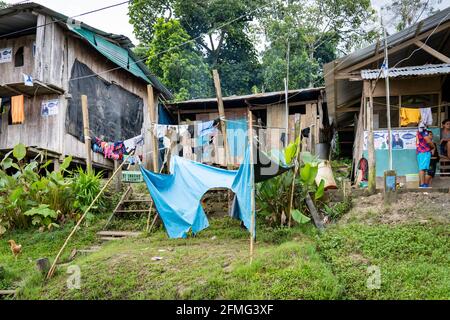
[14,47,24,67]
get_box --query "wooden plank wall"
[0,15,152,170]
[0,35,35,84]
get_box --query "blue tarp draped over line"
[140,147,254,239]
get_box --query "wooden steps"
[115,209,150,214]
[104,186,155,229]
[97,231,142,242]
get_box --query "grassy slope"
[1,200,449,300]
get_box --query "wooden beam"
[247,108,255,263]
[81,95,92,173]
[147,85,159,172]
[339,21,450,73]
[367,81,376,194]
[213,69,232,169]
[2,84,30,97]
[336,107,361,113]
[414,40,450,63]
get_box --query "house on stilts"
[0,2,171,171]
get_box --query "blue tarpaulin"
[140,147,254,238]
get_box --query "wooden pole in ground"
[147,85,159,172]
[247,108,256,264]
[47,150,134,280]
[367,81,376,194]
[81,95,92,173]
[287,117,302,228]
[212,70,232,169]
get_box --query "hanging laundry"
[420,108,433,126]
[179,124,189,136]
[124,134,144,153]
[91,137,127,160]
[23,74,33,87]
[11,95,25,124]
[197,120,217,137]
[400,107,421,127]
[153,124,167,138]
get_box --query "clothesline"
[148,119,291,131]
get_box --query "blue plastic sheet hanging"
[140,147,255,239]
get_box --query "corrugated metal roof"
[335,6,450,71]
[173,88,324,105]
[361,63,450,79]
[168,87,324,110]
[67,24,150,84]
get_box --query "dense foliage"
[128,0,380,98]
[0,144,104,234]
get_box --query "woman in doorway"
[440,119,450,159]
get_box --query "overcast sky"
[6,0,450,47]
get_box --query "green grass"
[1,202,449,300]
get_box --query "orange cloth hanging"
[11,95,25,124]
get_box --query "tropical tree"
[128,0,264,97]
[259,0,377,91]
[145,18,213,101]
[382,0,442,32]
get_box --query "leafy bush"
[71,168,105,222]
[256,139,325,227]
[24,204,59,231]
[0,143,105,232]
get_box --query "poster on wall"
[0,48,12,63]
[41,99,59,117]
[363,129,418,150]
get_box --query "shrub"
[0,143,104,232]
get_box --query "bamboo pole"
[47,150,134,280]
[81,95,92,173]
[287,117,302,227]
[248,108,255,264]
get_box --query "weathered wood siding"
[0,35,35,84]
[0,15,153,169]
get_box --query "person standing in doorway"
[416,123,434,188]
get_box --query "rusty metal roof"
[360,63,450,79]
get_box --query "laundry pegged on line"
[91,137,127,160]
[124,134,144,153]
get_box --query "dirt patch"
[343,192,450,225]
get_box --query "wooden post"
[288,117,302,227]
[212,70,232,169]
[147,85,159,172]
[114,160,122,192]
[367,81,376,194]
[248,108,255,264]
[81,95,92,173]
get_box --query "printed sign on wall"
[41,99,59,117]
[0,48,12,63]
[363,129,418,151]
